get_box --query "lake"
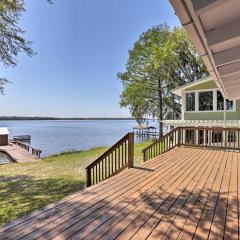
[0,120,159,157]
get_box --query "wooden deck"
[0,147,239,239]
[0,144,37,163]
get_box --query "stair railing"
[86,132,134,187]
[142,127,180,161]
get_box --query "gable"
[185,80,217,92]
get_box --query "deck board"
[0,147,240,240]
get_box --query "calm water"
[0,120,159,157]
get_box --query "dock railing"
[86,132,134,187]
[13,140,42,158]
[142,127,240,161]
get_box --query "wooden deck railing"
[86,132,134,187]
[143,127,240,161]
[142,127,180,161]
[13,140,42,158]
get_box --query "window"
[186,92,195,111]
[199,91,213,111]
[217,91,224,110]
[226,100,234,110]
[217,90,234,111]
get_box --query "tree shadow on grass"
[0,175,85,225]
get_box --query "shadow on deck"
[0,147,239,239]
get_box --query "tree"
[118,24,208,136]
[0,0,52,91]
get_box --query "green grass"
[0,140,151,225]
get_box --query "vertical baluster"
[225,130,227,148]
[125,142,127,165]
[114,149,118,172]
[121,143,124,167]
[110,152,113,173]
[104,158,106,180]
[118,146,120,170]
[220,130,223,148]
[98,162,101,182]
[98,162,100,182]
[154,143,156,156]
[106,155,109,178]
[233,130,235,149]
[174,131,176,147]
[95,165,98,184]
[94,165,96,185]
[102,159,104,180]
[91,167,94,186]
[238,130,240,149]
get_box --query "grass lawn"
[0,140,152,225]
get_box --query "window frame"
[198,90,214,111]
[184,89,236,113]
[185,92,196,112]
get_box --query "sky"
[0,0,180,117]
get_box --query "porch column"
[195,129,199,145]
[183,129,186,144]
[224,98,227,128]
[182,91,185,120]
[203,129,206,145]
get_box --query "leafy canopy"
[0,0,52,93]
[118,24,208,133]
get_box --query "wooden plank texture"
[0,147,239,240]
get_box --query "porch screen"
[199,91,213,111]
[217,91,233,111]
[186,92,195,111]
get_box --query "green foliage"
[0,0,51,93]
[119,24,208,134]
[0,0,33,67]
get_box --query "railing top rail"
[86,132,133,169]
[14,140,42,154]
[178,126,240,131]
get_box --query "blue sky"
[0,0,180,117]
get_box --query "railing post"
[86,167,91,187]
[143,150,147,162]
[128,132,134,168]
[196,128,199,145]
[177,128,180,146]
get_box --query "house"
[162,76,240,130]
[2,1,240,239]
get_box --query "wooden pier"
[0,144,38,163]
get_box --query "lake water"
[0,120,159,157]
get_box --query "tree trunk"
[158,79,163,137]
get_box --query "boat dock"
[13,135,31,142]
[133,125,158,137]
[0,144,38,163]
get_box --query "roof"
[170,0,240,100]
[0,127,9,135]
[171,76,213,96]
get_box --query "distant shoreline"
[0,117,144,121]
